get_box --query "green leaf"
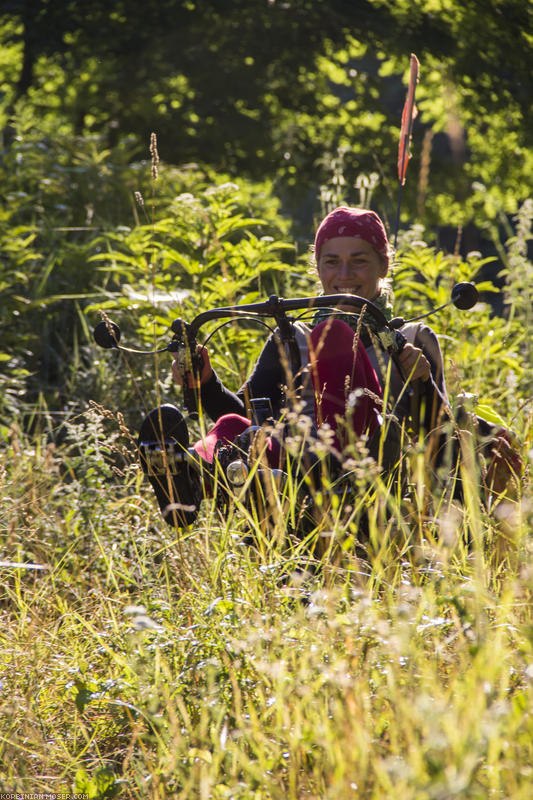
[75,767,118,799]
[475,403,508,428]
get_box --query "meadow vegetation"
[0,125,532,798]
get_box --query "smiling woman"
[313,207,431,383]
[317,236,387,300]
[314,207,390,304]
[139,205,523,528]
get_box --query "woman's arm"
[199,334,287,422]
[413,324,449,432]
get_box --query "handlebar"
[167,293,400,415]
[93,292,396,354]
[178,292,390,337]
[93,283,479,413]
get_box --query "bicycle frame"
[94,283,481,529]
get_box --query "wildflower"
[124,604,163,632]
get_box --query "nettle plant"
[0,117,303,422]
[83,158,302,414]
[392,238,529,429]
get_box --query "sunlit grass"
[0,402,531,797]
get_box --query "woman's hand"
[398,343,431,382]
[171,345,212,388]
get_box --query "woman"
[141,207,518,525]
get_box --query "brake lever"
[375,327,407,355]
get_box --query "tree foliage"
[2,0,532,238]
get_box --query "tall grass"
[0,402,531,797]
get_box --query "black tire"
[138,405,202,527]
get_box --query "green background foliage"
[2,0,532,236]
[0,0,531,439]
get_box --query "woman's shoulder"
[400,321,440,348]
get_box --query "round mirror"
[93,320,121,349]
[451,282,478,310]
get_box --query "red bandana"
[314,207,390,267]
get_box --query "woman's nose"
[338,259,351,277]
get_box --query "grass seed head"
[150,132,159,180]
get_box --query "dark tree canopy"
[2,0,532,239]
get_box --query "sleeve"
[199,333,287,422]
[413,324,449,432]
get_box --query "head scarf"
[314,206,390,268]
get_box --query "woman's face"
[317,236,387,301]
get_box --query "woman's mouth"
[334,286,361,294]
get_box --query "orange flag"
[397,54,420,186]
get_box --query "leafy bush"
[0,122,298,428]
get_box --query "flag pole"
[394,53,420,251]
